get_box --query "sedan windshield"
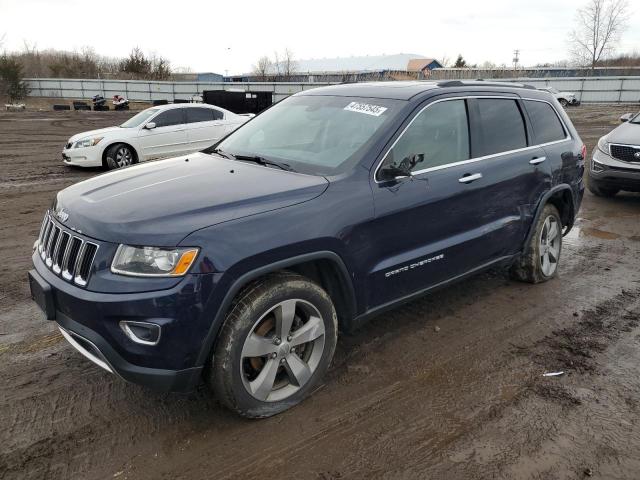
[120,108,160,128]
[630,113,640,124]
[211,95,403,175]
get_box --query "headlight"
[111,245,199,277]
[73,137,103,148]
[597,136,610,156]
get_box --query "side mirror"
[620,113,634,123]
[378,154,424,181]
[144,122,156,130]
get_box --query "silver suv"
[588,112,640,197]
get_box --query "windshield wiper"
[233,154,295,172]
[209,147,235,160]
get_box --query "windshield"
[211,95,403,175]
[120,108,160,128]
[631,113,640,124]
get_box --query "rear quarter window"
[524,100,566,144]
[476,99,527,157]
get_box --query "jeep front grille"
[37,213,99,287]
[610,144,640,163]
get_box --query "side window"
[524,100,566,144]
[476,99,527,156]
[211,108,224,120]
[185,107,214,123]
[381,99,470,174]
[153,109,185,127]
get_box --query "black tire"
[510,204,562,284]
[208,271,338,418]
[587,179,619,197]
[559,98,569,107]
[104,143,136,170]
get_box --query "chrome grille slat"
[40,219,53,258]
[36,212,99,287]
[74,242,98,286]
[53,231,70,274]
[45,226,60,267]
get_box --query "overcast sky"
[1,0,639,74]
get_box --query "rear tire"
[510,204,562,284]
[208,272,338,418]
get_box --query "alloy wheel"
[115,147,133,167]
[539,215,560,276]
[240,299,326,402]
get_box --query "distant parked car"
[539,87,580,107]
[62,104,252,169]
[587,111,640,197]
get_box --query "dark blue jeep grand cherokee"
[29,81,585,417]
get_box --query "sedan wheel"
[105,143,135,170]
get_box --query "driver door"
[137,108,189,160]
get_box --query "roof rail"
[436,80,537,90]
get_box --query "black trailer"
[202,90,273,115]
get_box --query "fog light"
[591,159,605,173]
[119,321,161,346]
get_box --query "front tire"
[104,143,136,170]
[559,98,569,107]
[208,272,338,418]
[511,204,562,283]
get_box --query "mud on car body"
[29,81,585,417]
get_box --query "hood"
[69,126,122,142]
[558,91,576,97]
[56,152,329,246]
[607,121,640,146]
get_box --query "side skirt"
[348,254,518,332]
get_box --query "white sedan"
[62,103,252,169]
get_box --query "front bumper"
[29,258,224,392]
[62,145,103,167]
[590,149,640,191]
[569,98,580,106]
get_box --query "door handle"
[458,173,483,183]
[529,156,546,165]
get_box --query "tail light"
[580,144,587,160]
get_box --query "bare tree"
[438,55,450,68]
[252,56,272,80]
[281,48,297,80]
[569,0,629,69]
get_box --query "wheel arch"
[101,141,139,168]
[525,185,575,248]
[195,251,357,367]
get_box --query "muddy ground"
[1,105,640,480]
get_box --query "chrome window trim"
[373,95,572,183]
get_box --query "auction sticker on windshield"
[344,102,388,117]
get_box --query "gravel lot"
[1,105,640,480]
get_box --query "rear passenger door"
[185,107,227,151]
[471,96,551,227]
[522,99,575,197]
